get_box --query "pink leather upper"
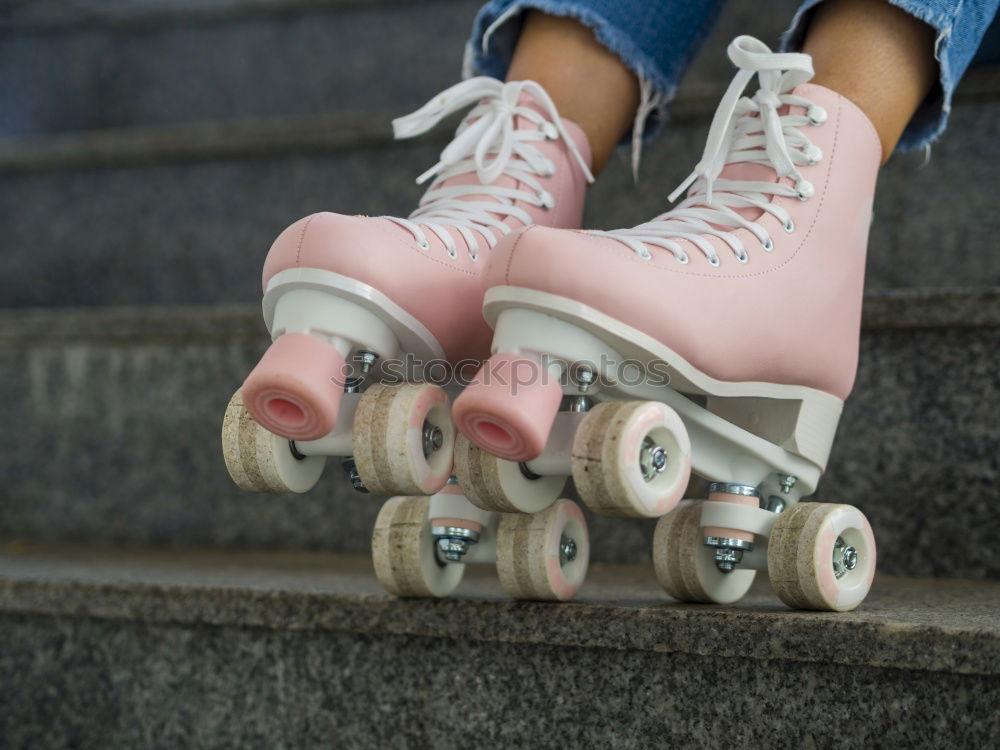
[262,95,592,364]
[484,84,881,400]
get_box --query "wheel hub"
[832,536,859,579]
[559,534,577,566]
[704,536,753,572]
[639,438,668,481]
[422,422,444,457]
[432,526,480,563]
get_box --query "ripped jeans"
[467,0,999,152]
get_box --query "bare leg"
[507,11,640,174]
[803,0,937,164]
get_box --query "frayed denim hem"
[467,0,680,147]
[781,0,988,153]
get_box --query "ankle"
[507,11,639,174]
[803,0,936,165]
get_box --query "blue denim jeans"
[468,0,999,152]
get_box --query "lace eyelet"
[417,239,430,251]
[708,255,721,267]
[762,237,774,252]
[541,123,559,140]
[805,145,823,165]
[676,253,689,265]
[446,246,458,259]
[796,180,815,201]
[783,218,795,233]
[638,248,652,261]
[538,190,555,210]
[807,105,827,126]
[736,251,749,263]
[469,249,479,263]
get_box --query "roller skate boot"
[453,37,880,611]
[221,77,593,601]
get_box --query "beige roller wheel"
[652,500,756,604]
[371,496,464,598]
[221,389,326,493]
[768,502,876,612]
[495,499,589,601]
[453,433,565,513]
[572,401,692,518]
[352,382,455,496]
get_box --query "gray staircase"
[2,288,998,580]
[3,89,1000,306]
[0,0,795,137]
[2,0,999,747]
[4,0,998,306]
[1,544,998,747]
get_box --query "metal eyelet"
[783,218,795,233]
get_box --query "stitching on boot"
[295,214,316,267]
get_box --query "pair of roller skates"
[223,37,879,611]
[222,74,596,599]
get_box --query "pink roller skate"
[221,77,594,601]
[453,37,879,611]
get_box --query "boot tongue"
[427,92,591,244]
[694,91,805,224]
[712,162,779,223]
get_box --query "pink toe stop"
[453,353,563,462]
[242,333,347,440]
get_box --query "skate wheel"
[221,389,326,493]
[496,499,589,601]
[453,433,565,513]
[652,500,756,604]
[371,496,464,598]
[768,502,876,612]
[452,353,563,462]
[571,401,691,518]
[352,383,455,495]
[242,333,347,441]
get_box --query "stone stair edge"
[0,287,998,346]
[1,65,997,176]
[1,543,998,677]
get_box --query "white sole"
[263,267,446,366]
[483,285,845,495]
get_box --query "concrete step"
[1,74,999,306]
[0,0,478,136]
[1,543,997,747]
[0,0,804,137]
[2,288,999,579]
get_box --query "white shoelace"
[384,77,594,261]
[591,36,828,266]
